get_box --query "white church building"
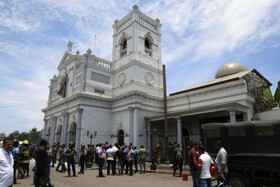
[41,5,273,158]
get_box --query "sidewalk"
[90,162,190,175]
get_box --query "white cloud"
[0,3,41,32]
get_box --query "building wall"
[254,108,280,120]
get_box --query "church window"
[76,74,82,85]
[120,38,127,58]
[145,37,152,56]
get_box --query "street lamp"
[86,130,97,145]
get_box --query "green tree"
[274,80,280,106]
[8,131,21,140]
[262,88,278,110]
[19,132,29,141]
[28,127,41,145]
[254,87,278,112]
[7,127,41,145]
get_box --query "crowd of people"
[0,137,228,187]
[54,142,150,178]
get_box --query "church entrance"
[68,122,77,146]
[117,129,124,146]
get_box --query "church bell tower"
[112,5,163,97]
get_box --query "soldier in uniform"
[173,144,184,177]
[66,142,77,177]
[18,140,31,178]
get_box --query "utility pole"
[163,64,168,163]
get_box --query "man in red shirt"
[188,142,200,187]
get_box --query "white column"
[145,119,151,152]
[75,108,83,150]
[229,110,236,123]
[133,107,139,146]
[47,80,53,104]
[243,108,253,121]
[49,116,57,146]
[176,116,182,148]
[43,119,47,138]
[128,107,134,144]
[61,112,70,145]
[65,113,70,145]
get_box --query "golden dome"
[215,62,248,79]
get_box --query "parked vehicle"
[202,120,280,187]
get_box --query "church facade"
[42,5,272,157]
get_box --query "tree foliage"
[274,80,280,106]
[254,86,278,113]
[8,127,41,145]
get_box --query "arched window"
[120,38,127,58]
[144,37,153,56]
[145,38,151,49]
[122,39,127,50]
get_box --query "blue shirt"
[133,148,139,160]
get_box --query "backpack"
[176,149,183,160]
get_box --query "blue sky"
[0,0,280,135]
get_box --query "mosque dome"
[215,62,248,79]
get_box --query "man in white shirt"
[0,138,14,187]
[214,141,228,186]
[111,143,118,175]
[198,145,213,187]
[106,145,115,175]
[97,144,106,177]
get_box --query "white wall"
[254,108,280,120]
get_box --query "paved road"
[16,162,194,187]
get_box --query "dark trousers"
[128,160,133,175]
[56,158,66,171]
[98,158,105,176]
[34,168,48,187]
[190,169,199,187]
[112,158,117,175]
[134,159,138,172]
[79,156,85,173]
[67,158,76,176]
[13,162,17,184]
[173,160,183,176]
[51,153,57,166]
[123,159,129,174]
[107,160,113,175]
[117,159,124,174]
